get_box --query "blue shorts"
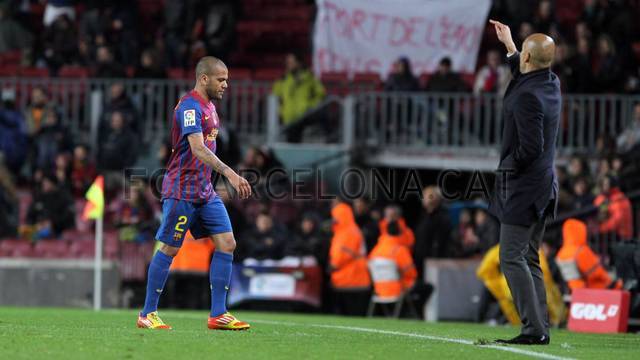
[155,196,233,247]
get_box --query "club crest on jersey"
[206,128,219,142]
[184,109,196,127]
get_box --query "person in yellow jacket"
[329,201,371,316]
[272,53,325,126]
[477,244,566,326]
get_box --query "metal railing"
[354,92,640,154]
[2,77,639,155]
[0,77,272,147]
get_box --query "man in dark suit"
[487,20,561,345]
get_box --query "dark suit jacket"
[488,53,561,226]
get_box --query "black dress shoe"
[495,334,550,345]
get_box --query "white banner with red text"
[313,0,492,78]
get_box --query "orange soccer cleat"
[137,311,172,329]
[207,312,250,331]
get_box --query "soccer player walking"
[137,57,252,330]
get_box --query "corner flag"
[83,175,105,220]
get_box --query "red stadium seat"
[254,68,284,82]
[0,239,33,257]
[461,73,476,90]
[167,68,185,79]
[0,50,22,65]
[229,68,252,81]
[69,240,95,258]
[19,67,50,78]
[321,72,349,96]
[0,64,20,77]
[33,240,70,258]
[57,65,89,78]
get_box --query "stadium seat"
[229,68,252,81]
[0,239,33,257]
[19,67,50,78]
[33,240,70,258]
[61,229,93,243]
[254,68,284,82]
[321,72,350,96]
[69,240,95,258]
[167,68,185,79]
[57,65,89,78]
[461,73,476,90]
[419,73,431,89]
[0,64,20,77]
[352,72,382,92]
[0,50,22,65]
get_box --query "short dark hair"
[387,220,400,236]
[195,56,226,80]
[440,57,452,67]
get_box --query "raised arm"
[187,132,251,199]
[490,20,520,76]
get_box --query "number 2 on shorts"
[175,216,188,232]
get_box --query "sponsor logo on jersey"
[184,109,196,127]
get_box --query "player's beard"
[206,87,222,101]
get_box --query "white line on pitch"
[164,312,574,360]
[248,319,575,360]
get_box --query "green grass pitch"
[0,307,638,359]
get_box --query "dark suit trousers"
[499,216,549,336]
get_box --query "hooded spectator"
[385,57,420,92]
[556,219,622,291]
[329,201,371,316]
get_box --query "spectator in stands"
[42,14,77,73]
[384,57,420,92]
[414,186,452,279]
[329,200,371,316]
[244,211,286,260]
[616,103,640,154]
[556,219,622,291]
[24,86,49,136]
[43,0,75,27]
[594,176,633,240]
[103,82,138,132]
[203,1,236,62]
[70,144,97,198]
[571,38,595,93]
[517,22,534,45]
[424,57,467,92]
[115,187,155,243]
[98,111,138,171]
[473,50,510,96]
[0,3,33,54]
[353,197,380,253]
[572,177,595,211]
[0,159,18,238]
[378,204,414,251]
[94,46,126,78]
[0,90,28,173]
[470,208,499,256]
[552,43,573,93]
[532,0,555,34]
[32,106,71,172]
[26,173,75,238]
[272,53,326,126]
[285,213,326,261]
[567,155,591,188]
[53,152,71,191]
[456,209,481,257]
[134,49,166,79]
[594,34,622,93]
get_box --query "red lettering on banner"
[439,16,453,50]
[370,13,388,41]
[390,17,412,47]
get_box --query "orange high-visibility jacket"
[170,231,215,273]
[556,218,621,291]
[594,188,633,239]
[329,203,371,290]
[369,233,417,298]
[378,217,415,250]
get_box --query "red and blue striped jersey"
[161,90,220,202]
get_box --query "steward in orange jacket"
[378,205,415,251]
[329,202,371,290]
[556,218,622,291]
[170,231,215,273]
[369,221,417,298]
